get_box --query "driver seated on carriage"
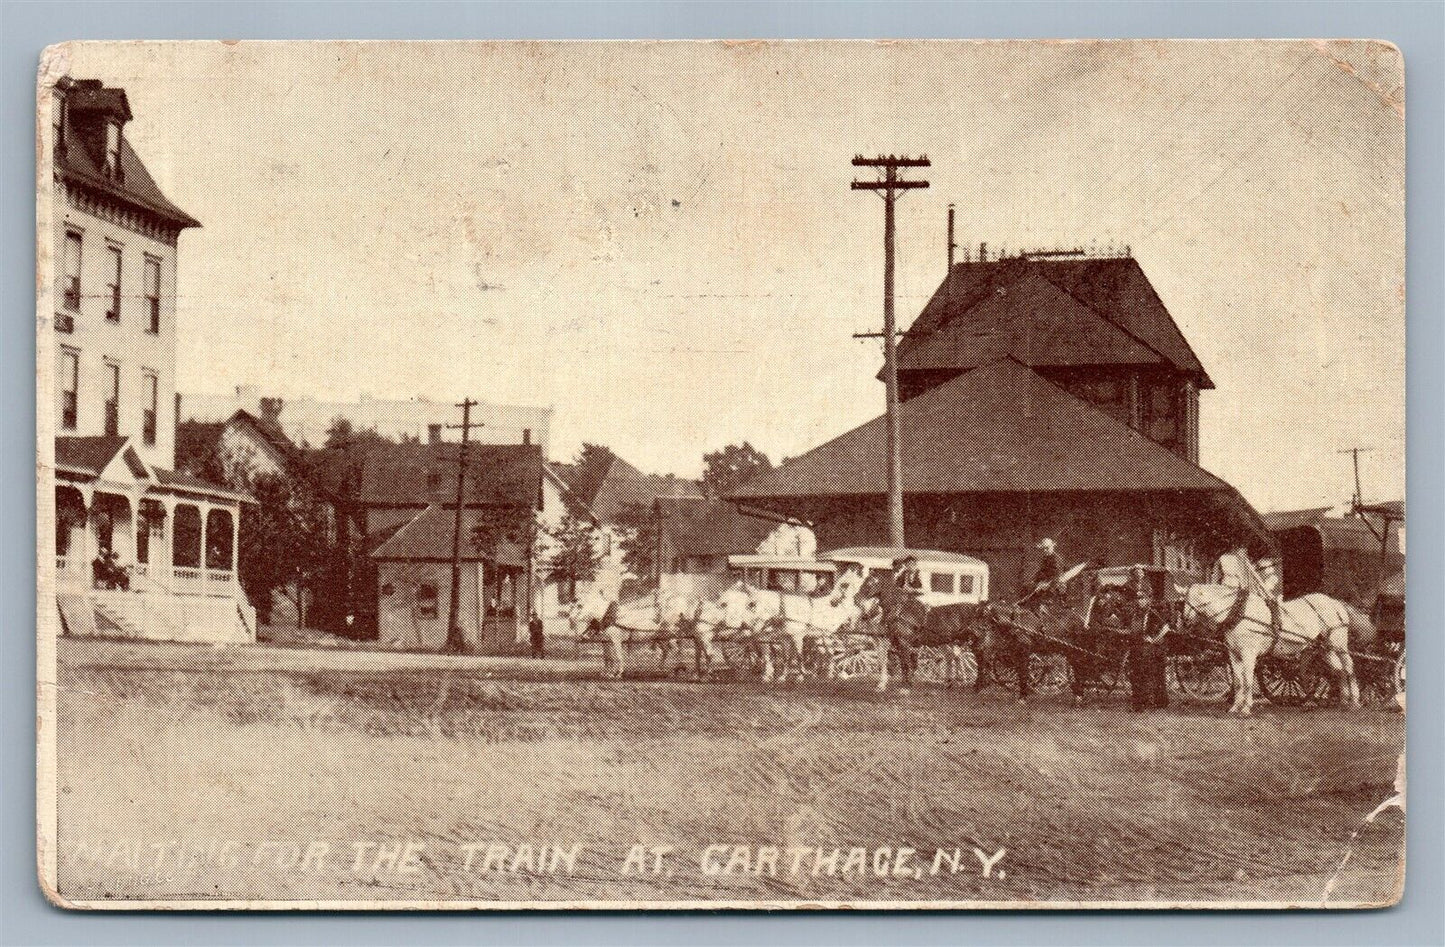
[1024,538,1067,611]
[892,555,924,595]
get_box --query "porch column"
[79,489,94,587]
[129,489,142,570]
[197,500,209,575]
[161,496,176,583]
[230,503,240,590]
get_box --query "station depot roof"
[730,356,1239,502]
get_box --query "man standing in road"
[1127,566,1170,710]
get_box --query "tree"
[235,472,333,627]
[702,442,772,498]
[323,416,392,451]
[568,442,617,503]
[614,501,660,583]
[545,509,603,602]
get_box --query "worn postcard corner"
[36,39,1405,911]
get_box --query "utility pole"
[1338,446,1375,511]
[443,398,480,653]
[852,154,930,549]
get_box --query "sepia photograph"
[35,39,1405,909]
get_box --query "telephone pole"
[443,398,480,654]
[1338,446,1375,511]
[852,154,930,548]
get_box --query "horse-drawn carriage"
[724,547,991,683]
[571,536,1399,711]
[972,564,1224,700]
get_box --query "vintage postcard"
[36,39,1405,909]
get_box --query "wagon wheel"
[1358,647,1400,706]
[832,638,880,680]
[1258,657,1331,706]
[956,648,980,687]
[989,654,1019,688]
[1394,648,1406,696]
[1030,653,1073,696]
[1169,652,1232,702]
[914,646,948,685]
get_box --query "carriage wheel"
[989,656,1019,688]
[832,639,880,680]
[1392,648,1406,698]
[1358,648,1401,706]
[719,639,755,676]
[800,639,832,679]
[1030,654,1073,696]
[1169,653,1232,702]
[1258,658,1331,706]
[914,646,948,684]
[956,649,980,687]
[911,646,978,686]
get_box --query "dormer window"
[104,122,122,180]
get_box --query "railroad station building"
[48,78,253,643]
[730,252,1270,597]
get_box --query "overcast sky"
[58,40,1404,512]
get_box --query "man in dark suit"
[1127,566,1171,710]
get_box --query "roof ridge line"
[1029,266,1177,369]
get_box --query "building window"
[142,371,158,445]
[104,362,120,436]
[105,122,122,180]
[1145,383,1178,448]
[63,231,82,310]
[416,583,439,620]
[105,245,122,321]
[144,257,161,333]
[60,349,78,430]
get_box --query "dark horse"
[980,589,1135,701]
[859,574,999,692]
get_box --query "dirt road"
[51,637,1403,907]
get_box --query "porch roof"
[54,435,252,504]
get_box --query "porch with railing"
[56,556,237,597]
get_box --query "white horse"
[688,582,774,678]
[1182,583,1369,715]
[684,596,737,678]
[738,568,868,682]
[568,588,625,678]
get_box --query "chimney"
[428,423,442,445]
[978,241,988,263]
[947,204,956,270]
[522,428,531,446]
[258,397,284,426]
